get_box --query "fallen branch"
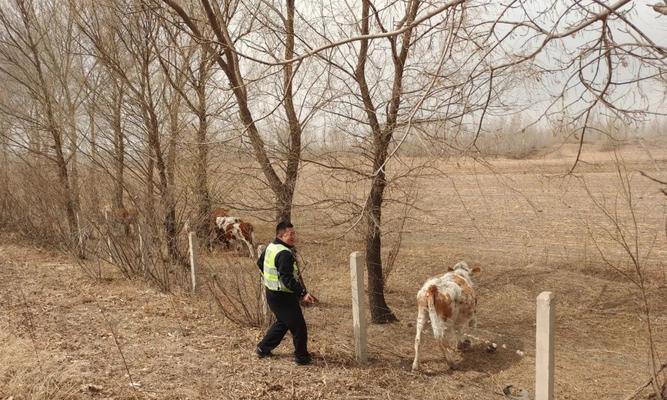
[623,362,667,400]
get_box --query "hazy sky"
[485,1,667,130]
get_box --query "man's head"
[276,221,296,246]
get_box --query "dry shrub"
[0,332,79,399]
[474,127,556,159]
[583,155,666,398]
[73,208,193,294]
[203,255,265,328]
[0,161,71,246]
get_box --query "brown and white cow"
[215,216,255,258]
[210,207,229,222]
[207,208,229,247]
[103,205,139,236]
[412,261,480,371]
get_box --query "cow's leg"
[226,238,236,253]
[454,324,470,352]
[445,324,463,368]
[458,313,477,352]
[412,305,428,371]
[242,238,255,259]
[436,332,452,367]
[208,230,214,252]
[425,301,453,366]
[222,231,233,252]
[469,313,478,336]
[209,228,219,252]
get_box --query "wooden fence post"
[104,209,114,263]
[350,251,367,363]
[138,222,147,276]
[75,211,85,258]
[536,291,555,400]
[188,232,197,293]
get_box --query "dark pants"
[257,290,309,361]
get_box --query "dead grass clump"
[0,332,79,399]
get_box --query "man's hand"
[302,293,317,304]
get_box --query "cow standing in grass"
[207,208,229,249]
[215,216,256,258]
[103,205,139,237]
[412,261,480,371]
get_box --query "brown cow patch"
[429,286,453,320]
[239,222,253,241]
[210,208,229,220]
[451,275,475,300]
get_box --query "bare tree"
[160,0,319,222]
[309,0,477,322]
[0,0,84,255]
[300,0,664,322]
[152,19,222,245]
[74,0,187,263]
[351,0,420,323]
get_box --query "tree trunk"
[0,130,9,221]
[62,75,81,221]
[167,95,179,188]
[52,129,79,248]
[275,0,300,225]
[88,103,100,213]
[194,82,211,242]
[275,184,294,223]
[353,0,418,324]
[145,146,155,228]
[112,83,125,210]
[144,93,182,264]
[164,93,181,262]
[365,144,398,323]
[21,5,81,254]
[162,0,301,228]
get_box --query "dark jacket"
[257,238,306,297]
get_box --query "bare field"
[1,143,666,399]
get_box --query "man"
[256,221,317,365]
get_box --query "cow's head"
[448,261,481,275]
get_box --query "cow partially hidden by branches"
[184,208,256,258]
[207,207,229,245]
[103,205,139,237]
[215,216,256,259]
[412,261,481,371]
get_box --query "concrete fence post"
[536,291,555,400]
[350,251,367,363]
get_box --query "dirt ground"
[1,143,666,399]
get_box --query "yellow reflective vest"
[262,242,300,293]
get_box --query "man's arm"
[275,251,306,296]
[256,249,265,273]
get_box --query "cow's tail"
[426,285,444,338]
[426,285,438,311]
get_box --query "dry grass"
[0,332,80,399]
[1,143,666,399]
